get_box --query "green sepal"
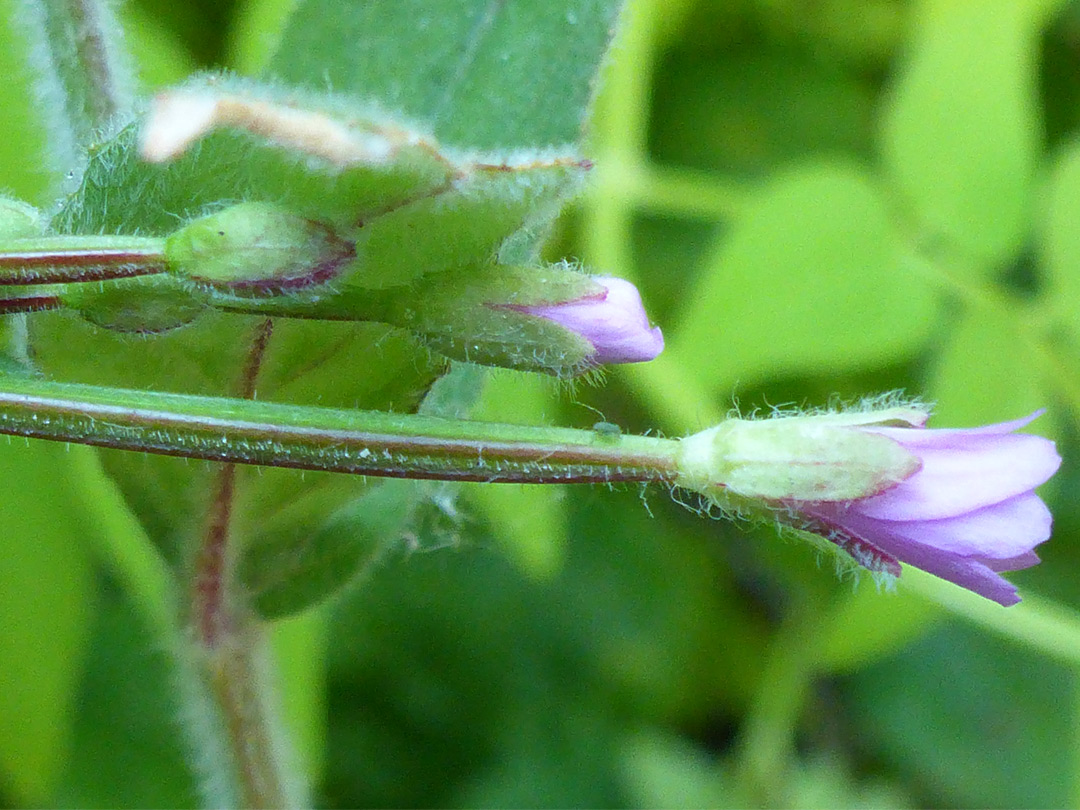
[207,261,603,375]
[677,412,923,504]
[165,202,353,293]
[400,263,600,375]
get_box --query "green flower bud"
[165,202,354,296]
[396,263,606,375]
[676,408,926,506]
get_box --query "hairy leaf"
[271,0,625,149]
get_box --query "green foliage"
[0,444,98,804]
[271,0,623,149]
[848,621,1073,808]
[241,480,428,619]
[880,0,1048,266]
[669,161,940,393]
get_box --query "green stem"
[60,0,132,125]
[187,318,302,809]
[0,376,682,484]
[0,236,167,284]
[733,599,824,805]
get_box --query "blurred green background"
[3,0,1080,807]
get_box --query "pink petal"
[851,492,1052,559]
[865,410,1046,447]
[518,276,664,364]
[978,550,1041,573]
[889,543,1024,606]
[852,433,1060,521]
[804,503,1028,606]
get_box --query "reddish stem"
[0,248,166,285]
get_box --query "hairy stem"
[202,626,297,809]
[61,0,131,125]
[0,376,682,484]
[14,0,134,185]
[187,318,300,808]
[0,236,167,285]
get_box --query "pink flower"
[799,411,1061,606]
[515,275,664,364]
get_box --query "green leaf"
[814,587,939,675]
[270,0,625,149]
[669,160,940,395]
[119,1,197,90]
[0,0,66,203]
[0,443,97,805]
[238,365,486,619]
[53,590,197,809]
[649,48,874,177]
[468,371,568,578]
[341,163,588,289]
[926,306,1056,430]
[31,309,445,565]
[847,621,1072,808]
[241,479,430,619]
[880,0,1044,267]
[1040,138,1080,342]
[227,0,298,75]
[619,730,732,809]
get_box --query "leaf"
[341,162,588,290]
[1039,138,1080,343]
[619,730,732,810]
[467,370,568,577]
[119,1,198,90]
[0,0,66,203]
[880,0,1045,267]
[241,479,428,619]
[814,587,939,675]
[227,0,298,75]
[649,48,874,177]
[668,160,940,395]
[52,589,197,809]
[270,0,625,149]
[0,442,97,805]
[846,621,1072,808]
[240,364,488,619]
[926,306,1056,430]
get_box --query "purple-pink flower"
[515,275,664,364]
[799,411,1061,606]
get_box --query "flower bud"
[677,408,925,505]
[165,202,354,295]
[677,405,1062,606]
[398,263,662,375]
[506,276,664,364]
[203,260,664,376]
